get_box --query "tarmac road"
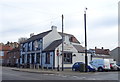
[1,66,120,80]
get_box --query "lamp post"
[84,8,88,72]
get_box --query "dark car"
[72,62,84,71]
[72,62,96,72]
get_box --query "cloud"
[88,15,118,29]
[0,0,118,50]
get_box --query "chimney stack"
[30,33,34,37]
[51,26,57,31]
[102,47,104,49]
[95,47,97,50]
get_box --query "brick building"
[0,45,13,65]
[7,47,20,67]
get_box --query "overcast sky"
[0,0,119,50]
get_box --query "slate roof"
[22,30,52,43]
[73,45,85,53]
[43,39,62,52]
[21,30,80,44]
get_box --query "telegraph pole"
[84,8,88,72]
[62,14,64,71]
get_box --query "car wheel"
[72,68,76,71]
[88,68,90,72]
[98,67,103,72]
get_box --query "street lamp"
[84,8,88,72]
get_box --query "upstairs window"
[0,51,4,56]
[69,37,79,43]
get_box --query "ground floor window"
[45,52,50,64]
[27,54,30,64]
[64,53,72,64]
[31,53,35,64]
[22,54,25,63]
[36,53,40,64]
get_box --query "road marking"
[82,77,86,79]
[61,75,67,77]
[43,74,49,75]
[49,74,54,75]
[73,76,78,78]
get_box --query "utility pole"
[84,8,88,72]
[62,14,64,71]
[57,49,60,71]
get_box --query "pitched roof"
[90,48,110,55]
[73,45,85,53]
[0,45,13,51]
[43,39,62,52]
[21,29,80,44]
[8,47,20,53]
[92,55,111,58]
[58,32,80,44]
[111,47,120,51]
[22,30,52,43]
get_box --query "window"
[0,51,4,56]
[36,53,40,64]
[27,54,30,64]
[46,53,50,64]
[64,53,72,64]
[28,42,30,51]
[22,44,26,52]
[36,40,40,50]
[22,54,25,63]
[31,54,35,64]
[74,62,79,65]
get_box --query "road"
[2,67,120,80]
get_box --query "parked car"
[117,64,120,66]
[90,59,111,72]
[72,62,96,72]
[87,64,96,72]
[72,62,84,71]
[110,63,120,71]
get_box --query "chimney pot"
[95,47,97,49]
[102,47,104,49]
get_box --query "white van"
[90,59,110,72]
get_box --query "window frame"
[45,52,50,64]
[64,53,72,64]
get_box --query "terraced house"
[20,26,92,69]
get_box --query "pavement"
[10,67,95,75]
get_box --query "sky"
[0,0,119,50]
